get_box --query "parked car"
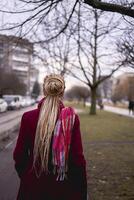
[3,95,22,110]
[0,98,8,113]
[24,97,36,107]
[20,98,27,108]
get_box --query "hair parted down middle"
[33,74,65,176]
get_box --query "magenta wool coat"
[13,99,87,200]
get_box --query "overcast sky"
[0,0,134,89]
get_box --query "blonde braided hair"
[33,74,65,176]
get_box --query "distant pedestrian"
[98,99,104,110]
[13,74,87,200]
[128,100,134,115]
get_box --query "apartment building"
[0,34,38,94]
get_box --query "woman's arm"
[68,114,87,200]
[13,113,30,178]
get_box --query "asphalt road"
[0,105,37,200]
[0,139,19,200]
[0,105,36,139]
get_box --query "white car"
[0,98,8,112]
[20,98,27,108]
[25,97,36,107]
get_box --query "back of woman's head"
[33,74,65,176]
[43,74,65,97]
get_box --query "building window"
[12,45,29,53]
[12,65,29,72]
[12,53,29,62]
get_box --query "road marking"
[5,137,17,149]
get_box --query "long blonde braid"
[33,74,65,176]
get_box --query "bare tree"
[84,0,134,18]
[117,26,134,69]
[34,4,123,115]
[0,1,130,115]
[0,1,79,41]
[0,0,133,42]
[63,5,122,114]
[37,33,72,75]
[65,85,90,106]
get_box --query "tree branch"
[84,0,134,18]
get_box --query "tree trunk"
[90,87,97,115]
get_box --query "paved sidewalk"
[86,102,134,118]
[104,105,134,118]
[74,108,83,114]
